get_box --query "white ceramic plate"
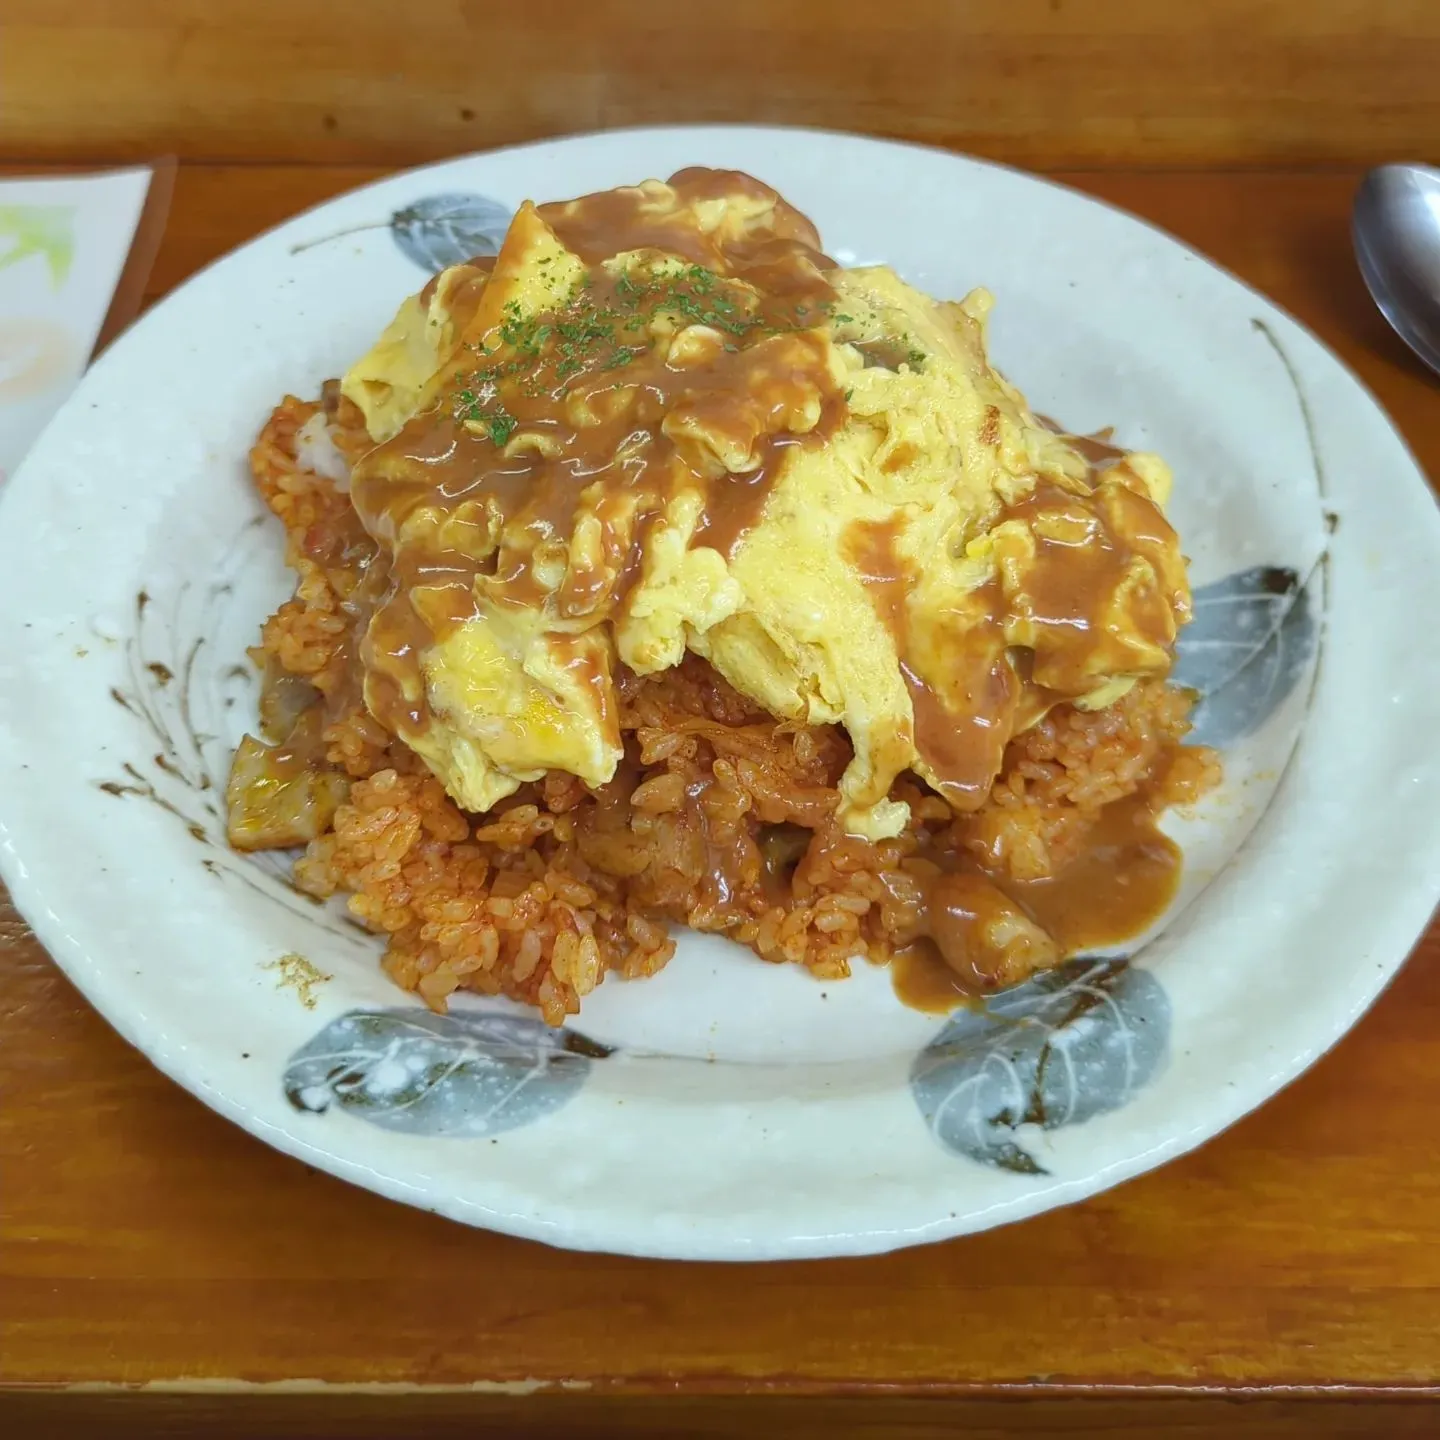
[2,127,1438,1260]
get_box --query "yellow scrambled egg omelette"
[337,169,1190,839]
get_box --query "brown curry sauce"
[889,789,1187,1013]
[348,169,846,751]
[885,424,1204,1012]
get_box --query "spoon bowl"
[1353,163,1440,378]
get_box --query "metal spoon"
[1353,163,1440,377]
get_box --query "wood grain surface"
[5,0,1440,170]
[0,161,1437,1436]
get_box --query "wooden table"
[1,159,1437,1437]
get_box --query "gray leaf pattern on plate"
[1172,565,1316,748]
[910,958,1169,1174]
[391,193,514,272]
[285,1008,613,1137]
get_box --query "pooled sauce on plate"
[890,786,1185,1013]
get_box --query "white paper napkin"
[0,165,156,480]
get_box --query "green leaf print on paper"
[0,206,76,289]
